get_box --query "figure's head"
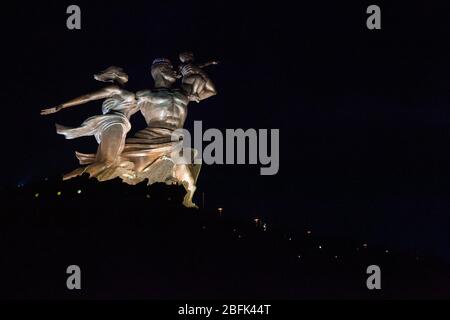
[179,51,194,63]
[94,66,128,85]
[151,58,176,85]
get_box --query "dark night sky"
[2,2,450,260]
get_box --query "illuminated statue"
[41,66,139,180]
[43,58,217,208]
[177,51,218,102]
[114,58,215,208]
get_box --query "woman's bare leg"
[96,124,126,165]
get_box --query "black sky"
[2,1,450,260]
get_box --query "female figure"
[41,66,138,180]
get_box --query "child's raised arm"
[198,60,220,69]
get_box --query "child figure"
[177,51,218,102]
